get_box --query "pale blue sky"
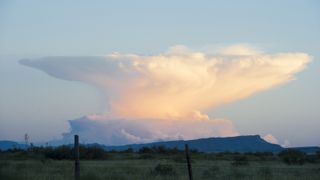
[0,0,319,146]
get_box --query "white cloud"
[20,45,312,144]
[263,134,279,144]
[282,140,291,147]
[60,114,238,145]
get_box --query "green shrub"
[82,146,108,160]
[172,155,186,163]
[139,153,154,159]
[202,165,220,178]
[306,154,317,163]
[316,151,320,160]
[150,163,176,176]
[258,167,273,179]
[81,172,100,180]
[227,168,247,179]
[279,149,306,165]
[138,147,153,153]
[232,155,249,166]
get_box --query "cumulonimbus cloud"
[20,45,312,145]
[60,115,238,145]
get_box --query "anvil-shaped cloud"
[20,45,311,145]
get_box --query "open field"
[1,151,320,180]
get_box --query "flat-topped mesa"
[105,135,283,153]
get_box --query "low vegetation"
[0,146,320,180]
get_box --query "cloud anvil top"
[20,45,312,145]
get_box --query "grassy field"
[1,153,320,180]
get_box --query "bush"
[122,147,134,153]
[227,168,247,179]
[139,154,154,159]
[82,146,108,160]
[305,154,317,163]
[172,155,186,163]
[202,165,220,178]
[258,167,273,178]
[152,146,168,154]
[316,151,320,159]
[279,149,306,165]
[138,147,153,154]
[42,145,108,160]
[253,152,274,161]
[151,163,176,176]
[232,155,249,166]
[148,146,182,154]
[44,146,73,160]
[81,172,100,180]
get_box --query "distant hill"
[105,135,284,153]
[288,146,320,154]
[1,136,319,154]
[0,140,28,150]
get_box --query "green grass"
[1,157,320,180]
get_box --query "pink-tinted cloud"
[263,134,279,144]
[20,45,312,144]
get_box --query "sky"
[0,0,319,147]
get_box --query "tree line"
[1,145,320,165]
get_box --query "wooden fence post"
[185,144,193,180]
[74,135,80,180]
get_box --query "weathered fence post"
[74,135,80,180]
[185,144,193,180]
